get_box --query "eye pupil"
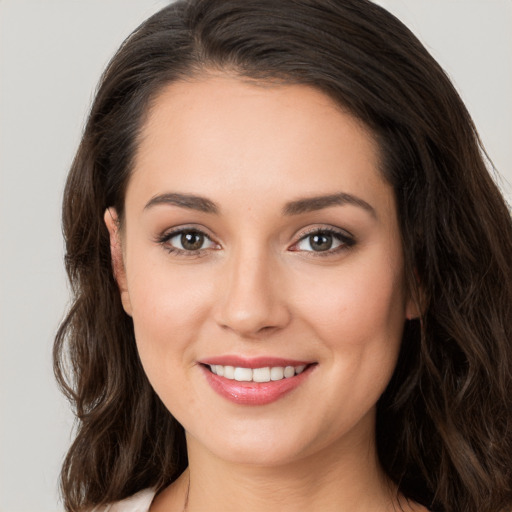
[310,233,332,251]
[181,231,204,250]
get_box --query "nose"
[214,247,291,338]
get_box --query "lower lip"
[202,365,313,405]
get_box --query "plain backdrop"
[0,1,510,511]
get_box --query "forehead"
[128,75,392,215]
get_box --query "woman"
[54,1,512,511]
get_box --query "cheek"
[124,249,215,375]
[298,261,406,340]
[126,263,217,420]
[290,255,407,436]
[292,248,407,394]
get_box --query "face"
[106,75,416,467]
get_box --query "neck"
[181,423,399,512]
[150,411,426,512]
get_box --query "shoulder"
[91,488,157,512]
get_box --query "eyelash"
[290,227,355,257]
[156,226,356,258]
[156,227,217,257]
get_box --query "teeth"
[253,367,270,383]
[283,366,295,378]
[234,367,252,381]
[209,364,308,382]
[224,366,235,379]
[270,366,284,381]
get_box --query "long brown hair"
[54,1,512,511]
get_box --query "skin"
[105,75,424,511]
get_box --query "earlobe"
[405,299,421,321]
[104,208,133,317]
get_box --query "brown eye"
[162,229,217,253]
[180,231,205,251]
[308,233,333,252]
[293,228,354,254]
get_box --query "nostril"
[258,325,279,335]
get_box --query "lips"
[200,356,315,405]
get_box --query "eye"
[158,228,218,254]
[292,228,355,254]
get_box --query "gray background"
[0,1,510,511]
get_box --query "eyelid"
[155,224,355,257]
[289,225,356,254]
[156,225,221,255]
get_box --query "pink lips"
[201,355,311,369]
[199,356,315,406]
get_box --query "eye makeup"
[155,224,356,259]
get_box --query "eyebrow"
[143,191,376,218]
[144,193,219,214]
[283,192,376,218]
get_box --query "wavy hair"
[54,1,512,511]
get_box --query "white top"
[93,488,157,512]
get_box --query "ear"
[104,208,133,316]
[405,297,421,321]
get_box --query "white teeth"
[209,364,308,382]
[284,366,295,378]
[234,367,253,381]
[252,367,271,383]
[270,367,284,381]
[223,365,235,379]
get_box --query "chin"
[209,440,309,467]
[185,414,337,468]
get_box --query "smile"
[208,364,306,382]
[200,357,315,405]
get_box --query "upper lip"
[200,355,314,369]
